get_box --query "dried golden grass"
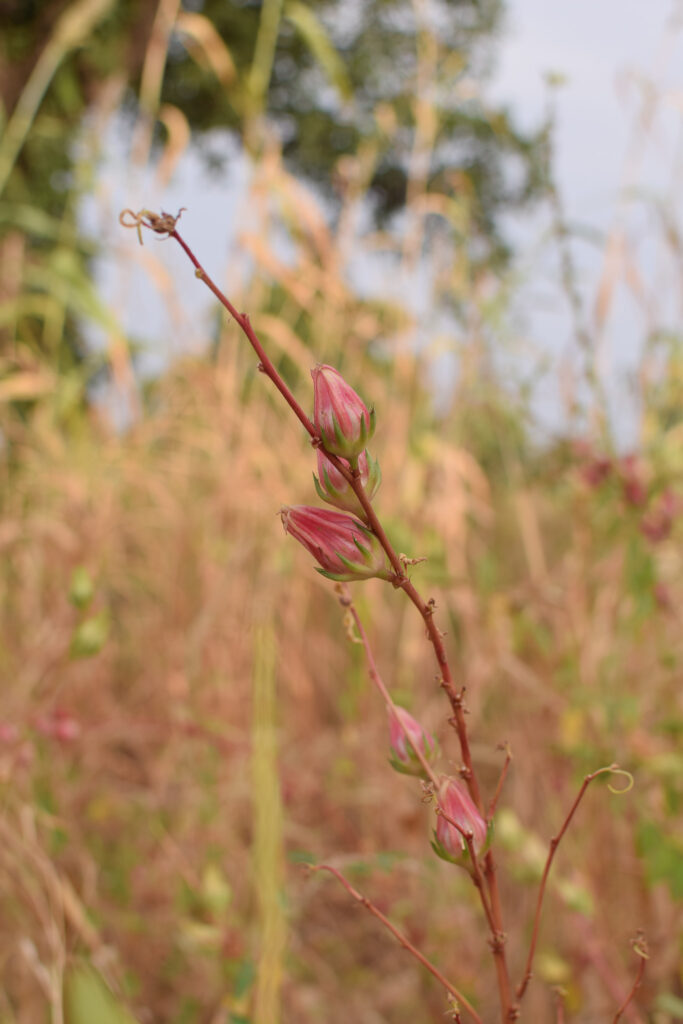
[2,43,683,1023]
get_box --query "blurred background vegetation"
[1,1,682,1021]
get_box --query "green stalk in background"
[251,620,287,1024]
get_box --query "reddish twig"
[313,863,483,1024]
[612,932,649,1024]
[120,213,479,791]
[436,807,496,934]
[339,588,440,789]
[488,744,512,819]
[516,764,634,1001]
[483,848,516,1020]
[121,208,513,1021]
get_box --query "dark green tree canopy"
[0,0,546,374]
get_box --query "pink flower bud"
[313,449,381,519]
[387,706,438,777]
[312,364,375,461]
[434,776,488,860]
[280,505,389,582]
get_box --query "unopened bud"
[387,705,438,778]
[433,776,488,863]
[313,449,381,519]
[280,505,389,582]
[312,364,375,461]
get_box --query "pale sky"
[90,1,683,439]
[490,0,683,440]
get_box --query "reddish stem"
[436,808,496,933]
[612,933,648,1024]
[340,590,440,788]
[314,863,484,1024]
[169,217,482,803]
[488,746,512,819]
[516,765,629,1002]
[122,210,513,1021]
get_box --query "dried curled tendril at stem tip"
[600,764,634,795]
[119,207,186,244]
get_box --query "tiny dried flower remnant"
[433,776,488,863]
[281,505,389,582]
[388,705,438,778]
[314,448,381,519]
[312,364,375,461]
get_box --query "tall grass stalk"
[251,619,286,1024]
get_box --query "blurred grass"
[251,620,286,1024]
[1,6,683,1024]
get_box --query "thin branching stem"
[126,212,482,795]
[121,209,514,1022]
[314,864,484,1024]
[612,933,648,1024]
[488,746,512,819]
[339,589,440,789]
[516,764,630,1001]
[436,808,496,934]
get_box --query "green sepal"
[430,819,494,867]
[315,567,365,582]
[312,472,331,504]
[388,755,429,779]
[318,405,376,461]
[366,450,381,496]
[430,833,470,868]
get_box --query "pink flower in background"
[579,455,612,489]
[640,489,679,543]
[35,708,81,744]
[618,454,648,507]
[0,723,19,743]
[387,706,438,777]
[435,776,487,859]
[312,364,375,460]
[314,448,381,518]
[280,505,389,582]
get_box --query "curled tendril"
[631,930,649,959]
[119,207,186,245]
[604,765,634,795]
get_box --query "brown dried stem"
[313,863,483,1024]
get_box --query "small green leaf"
[201,864,232,916]
[287,849,316,865]
[657,993,683,1015]
[69,566,94,609]
[64,965,139,1024]
[70,610,109,658]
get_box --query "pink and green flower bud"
[313,449,381,519]
[280,505,389,582]
[312,364,375,461]
[432,776,489,865]
[387,706,438,778]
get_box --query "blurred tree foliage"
[0,0,545,382]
